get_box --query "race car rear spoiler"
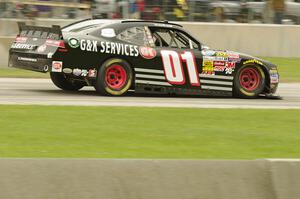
[17,22,63,40]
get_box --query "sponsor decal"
[99,41,139,57]
[214,57,228,61]
[68,38,80,48]
[37,44,47,53]
[15,36,27,43]
[227,52,239,59]
[101,28,116,38]
[202,60,214,75]
[203,60,213,67]
[78,40,139,57]
[202,50,215,56]
[225,62,235,75]
[214,66,225,72]
[81,70,88,77]
[139,47,157,59]
[204,56,228,61]
[17,57,37,62]
[215,52,228,58]
[63,68,73,74]
[52,61,63,72]
[80,39,98,52]
[203,56,215,61]
[73,68,82,76]
[214,61,226,72]
[46,39,64,47]
[214,61,225,66]
[243,59,263,65]
[270,69,279,83]
[228,58,241,63]
[270,73,279,83]
[11,43,35,50]
[88,69,97,77]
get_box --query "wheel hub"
[105,65,127,89]
[239,68,261,91]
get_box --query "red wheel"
[239,67,261,92]
[94,59,132,96]
[105,65,127,90]
[234,65,265,98]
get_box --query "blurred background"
[0,0,299,25]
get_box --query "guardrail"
[0,159,299,199]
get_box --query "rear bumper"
[8,52,51,73]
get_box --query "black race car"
[8,19,279,98]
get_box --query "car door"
[145,26,204,91]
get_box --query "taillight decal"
[46,39,65,48]
[15,36,28,43]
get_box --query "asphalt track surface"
[0,78,300,109]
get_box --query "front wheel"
[50,72,85,91]
[234,65,265,98]
[94,58,133,96]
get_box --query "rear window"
[62,19,115,32]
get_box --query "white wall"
[180,22,300,58]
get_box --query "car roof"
[62,18,183,32]
[120,19,183,28]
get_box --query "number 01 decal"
[161,50,200,86]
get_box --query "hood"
[237,52,277,69]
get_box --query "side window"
[174,31,199,49]
[117,26,150,46]
[150,28,199,50]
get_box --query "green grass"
[0,105,300,159]
[262,57,300,82]
[1,57,299,81]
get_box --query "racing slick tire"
[50,72,85,91]
[94,58,133,96]
[234,64,265,98]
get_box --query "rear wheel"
[234,65,265,98]
[50,72,85,91]
[94,58,133,96]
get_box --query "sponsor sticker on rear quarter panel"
[52,61,63,72]
[73,68,82,76]
[68,38,80,48]
[88,69,97,77]
[63,68,72,74]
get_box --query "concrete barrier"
[0,36,14,68]
[268,159,300,199]
[1,19,300,68]
[180,22,300,58]
[0,159,299,199]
